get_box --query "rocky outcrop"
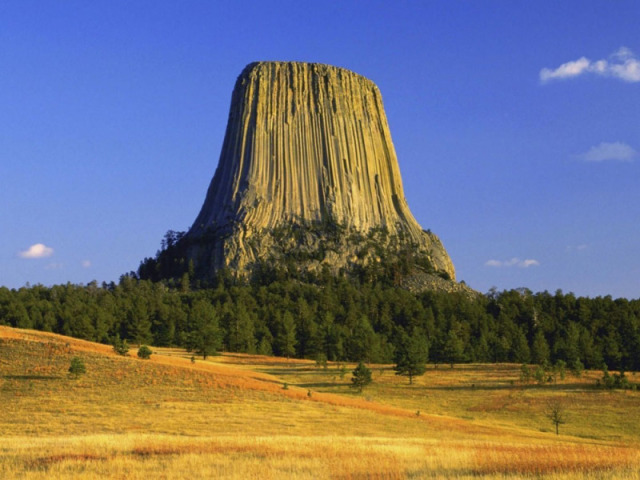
[182,61,456,283]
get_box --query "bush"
[534,365,546,384]
[598,367,633,390]
[315,353,328,369]
[137,345,152,359]
[112,336,130,356]
[68,357,86,378]
[570,359,584,378]
[351,362,372,393]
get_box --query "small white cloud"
[19,243,54,259]
[485,258,540,268]
[540,47,640,83]
[577,142,637,162]
[485,260,503,267]
[520,259,540,268]
[82,260,92,268]
[540,57,591,82]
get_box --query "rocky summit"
[148,61,459,288]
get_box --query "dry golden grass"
[261,358,640,442]
[2,434,638,479]
[1,326,639,479]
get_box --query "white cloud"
[485,260,503,267]
[520,259,540,268]
[19,243,54,259]
[540,57,591,82]
[540,47,640,83]
[577,142,637,162]
[613,46,634,60]
[485,258,540,268]
[82,260,92,268]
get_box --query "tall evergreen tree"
[345,315,378,362]
[275,312,297,358]
[393,328,429,384]
[531,330,551,365]
[443,328,465,368]
[185,299,221,359]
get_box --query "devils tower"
[144,62,457,287]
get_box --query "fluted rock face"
[186,62,455,281]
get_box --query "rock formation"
[157,62,457,285]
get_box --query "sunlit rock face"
[185,62,455,282]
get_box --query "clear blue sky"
[2,1,639,298]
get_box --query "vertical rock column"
[187,61,455,280]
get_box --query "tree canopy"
[1,275,639,372]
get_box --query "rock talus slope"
[186,62,456,281]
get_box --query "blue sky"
[1,1,639,298]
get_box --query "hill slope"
[1,326,639,479]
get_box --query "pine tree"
[531,330,550,365]
[393,329,428,384]
[112,335,130,356]
[257,336,273,356]
[276,312,297,358]
[351,361,372,393]
[512,328,531,363]
[319,312,343,361]
[229,303,257,353]
[68,357,86,378]
[345,316,378,362]
[137,345,152,359]
[185,299,221,359]
[443,328,465,368]
[295,298,320,358]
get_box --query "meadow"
[1,326,639,479]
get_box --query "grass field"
[1,326,639,479]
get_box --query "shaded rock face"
[186,61,455,281]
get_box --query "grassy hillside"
[1,326,639,479]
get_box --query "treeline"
[1,277,639,371]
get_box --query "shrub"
[351,362,372,393]
[315,353,328,369]
[534,365,546,384]
[570,359,584,378]
[598,367,633,390]
[112,336,130,356]
[68,357,86,378]
[137,345,152,359]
